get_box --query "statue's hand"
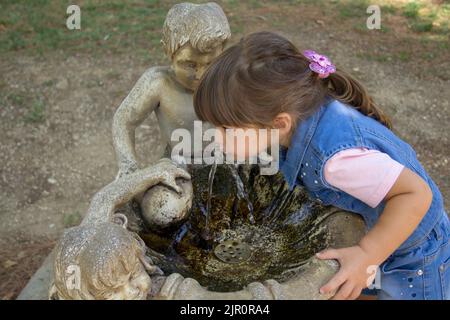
[153,158,191,194]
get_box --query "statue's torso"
[155,69,213,157]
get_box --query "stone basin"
[137,164,366,299]
[18,164,366,300]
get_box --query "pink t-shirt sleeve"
[323,148,405,208]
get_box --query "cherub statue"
[112,2,231,177]
[50,159,192,300]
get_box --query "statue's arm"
[112,68,163,177]
[82,160,190,225]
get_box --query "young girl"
[193,31,449,300]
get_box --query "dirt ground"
[0,0,449,299]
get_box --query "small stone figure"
[50,221,155,300]
[50,160,191,300]
[112,2,231,177]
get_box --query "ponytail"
[327,69,392,129]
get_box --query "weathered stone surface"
[141,179,193,228]
[19,210,365,300]
[17,251,54,300]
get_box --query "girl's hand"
[316,245,377,300]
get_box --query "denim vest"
[279,99,445,253]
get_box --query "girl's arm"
[359,167,432,265]
[317,167,433,300]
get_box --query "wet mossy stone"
[140,164,353,292]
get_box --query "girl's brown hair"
[194,31,391,130]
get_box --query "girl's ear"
[273,113,293,135]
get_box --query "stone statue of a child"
[112,2,231,177]
[50,159,192,300]
[50,3,230,300]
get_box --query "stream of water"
[205,162,217,235]
[229,165,255,224]
[204,164,255,236]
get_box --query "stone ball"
[141,178,193,228]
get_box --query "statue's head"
[50,221,155,300]
[161,2,231,91]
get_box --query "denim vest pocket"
[381,258,424,276]
[380,257,425,299]
[421,225,449,300]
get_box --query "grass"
[381,5,397,15]
[7,93,25,106]
[397,51,411,62]
[1,0,448,56]
[411,21,433,33]
[400,0,449,34]
[438,41,449,50]
[2,92,47,124]
[0,0,448,72]
[338,0,370,18]
[356,52,388,63]
[325,0,449,35]
[402,1,434,33]
[24,100,46,123]
[0,0,171,56]
[403,1,421,19]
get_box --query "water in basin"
[140,164,336,292]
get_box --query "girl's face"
[214,113,293,161]
[215,126,278,160]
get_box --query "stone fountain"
[18,2,366,300]
[49,161,365,300]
